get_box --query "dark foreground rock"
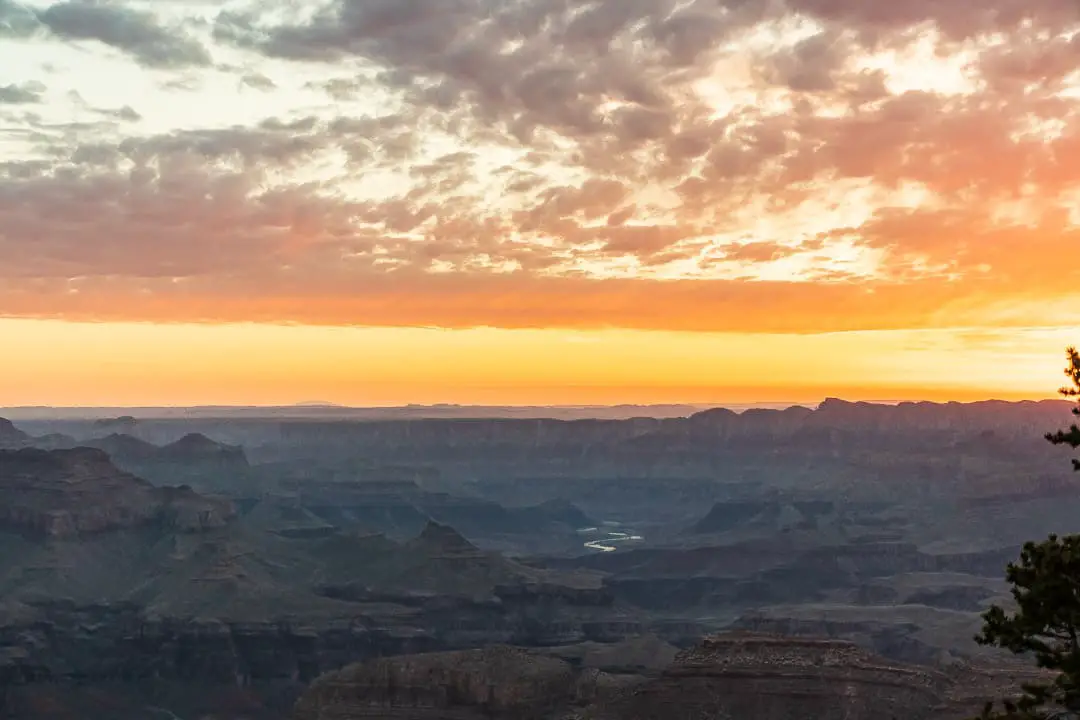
[584,633,947,720]
[292,646,583,720]
[289,633,1040,720]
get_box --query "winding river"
[577,522,644,552]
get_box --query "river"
[577,522,644,552]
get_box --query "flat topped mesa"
[597,633,949,720]
[688,632,887,667]
[679,632,944,679]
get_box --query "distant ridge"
[0,397,1061,421]
[0,403,716,421]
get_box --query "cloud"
[784,0,1080,41]
[307,76,366,100]
[35,1,211,68]
[215,0,735,157]
[99,104,140,122]
[240,72,276,91]
[0,0,39,37]
[0,82,43,104]
[5,0,1080,333]
[2,123,1080,333]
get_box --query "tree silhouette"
[974,347,1080,719]
[1046,347,1080,471]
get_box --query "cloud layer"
[3,0,1080,332]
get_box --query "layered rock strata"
[590,633,948,720]
[291,646,581,720]
[0,447,235,538]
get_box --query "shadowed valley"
[1,399,1075,719]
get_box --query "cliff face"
[2,398,1065,720]
[585,633,949,720]
[0,447,235,538]
[82,432,253,494]
[290,634,1015,720]
[160,433,249,463]
[0,600,453,720]
[0,501,684,719]
[0,601,437,687]
[291,646,580,720]
[271,399,1074,452]
[0,593,699,720]
[0,419,30,449]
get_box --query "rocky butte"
[291,646,582,720]
[290,632,1039,720]
[1,400,1072,719]
[78,432,253,494]
[0,447,235,538]
[0,444,684,719]
[0,418,31,449]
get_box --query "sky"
[1,0,1080,406]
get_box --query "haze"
[3,0,1080,405]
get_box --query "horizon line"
[0,396,1067,412]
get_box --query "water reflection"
[577,522,644,552]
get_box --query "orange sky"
[0,319,1068,406]
[3,1,1080,405]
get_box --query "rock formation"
[2,399,1072,720]
[292,646,580,719]
[266,398,1074,454]
[82,432,252,493]
[159,432,249,465]
[85,432,158,459]
[290,633,1036,720]
[589,633,947,720]
[0,447,234,538]
[0,418,30,449]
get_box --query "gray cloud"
[0,0,38,36]
[785,0,1080,42]
[0,82,44,104]
[117,123,326,167]
[4,0,1080,332]
[756,29,853,92]
[215,0,732,152]
[37,1,211,68]
[240,72,276,91]
[94,104,141,121]
[0,137,364,282]
[308,76,366,100]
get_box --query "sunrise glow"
[3,0,1080,405]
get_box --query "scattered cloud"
[31,1,211,68]
[240,72,276,91]
[0,82,43,104]
[0,0,39,37]
[3,0,1080,332]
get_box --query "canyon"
[2,399,1078,719]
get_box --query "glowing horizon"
[0,319,1071,407]
[3,1,1080,405]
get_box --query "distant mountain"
[2,398,1072,720]
[79,432,251,494]
[0,418,31,448]
[0,447,233,539]
[0,403,712,421]
[0,417,74,450]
